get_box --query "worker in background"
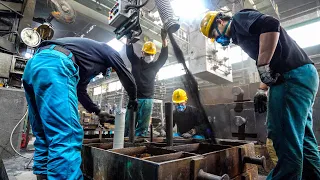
[200,9,320,179]
[22,37,137,180]
[124,29,168,137]
[172,89,206,139]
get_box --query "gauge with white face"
[21,28,41,47]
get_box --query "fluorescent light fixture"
[107,38,125,52]
[287,21,320,48]
[171,0,208,20]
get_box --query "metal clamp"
[197,169,229,180]
[243,156,267,170]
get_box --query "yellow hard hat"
[142,41,157,55]
[172,89,188,103]
[200,11,220,42]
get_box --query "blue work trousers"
[267,64,320,180]
[125,99,153,137]
[22,45,83,180]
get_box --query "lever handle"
[243,156,267,170]
[197,169,229,180]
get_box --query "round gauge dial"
[21,28,41,47]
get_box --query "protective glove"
[257,64,280,86]
[254,89,268,113]
[161,28,167,41]
[160,129,166,137]
[181,129,196,139]
[181,132,193,138]
[97,111,115,125]
[127,99,138,111]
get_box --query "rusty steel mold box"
[90,146,200,180]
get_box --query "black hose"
[168,32,218,144]
[125,0,149,12]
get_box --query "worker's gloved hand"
[254,89,268,113]
[161,28,167,41]
[257,64,280,86]
[98,111,115,125]
[160,129,166,137]
[127,99,138,111]
[181,129,196,139]
[181,132,193,138]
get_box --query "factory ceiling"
[32,0,320,66]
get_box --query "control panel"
[108,0,135,28]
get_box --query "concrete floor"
[3,151,35,180]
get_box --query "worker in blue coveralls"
[124,29,168,137]
[200,9,320,179]
[22,37,137,180]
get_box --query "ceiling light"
[107,38,125,52]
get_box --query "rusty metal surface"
[110,146,177,157]
[190,142,258,179]
[165,143,232,154]
[231,167,258,180]
[82,139,259,180]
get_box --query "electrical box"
[108,0,135,28]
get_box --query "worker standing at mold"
[172,89,206,139]
[200,9,320,179]
[124,29,169,137]
[22,37,137,180]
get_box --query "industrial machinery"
[108,0,180,43]
[0,52,27,87]
[33,0,76,40]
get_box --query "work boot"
[36,174,47,180]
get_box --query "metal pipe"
[198,169,230,180]
[128,108,136,143]
[0,1,23,17]
[165,102,173,146]
[113,108,126,149]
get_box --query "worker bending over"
[124,29,168,137]
[172,89,206,139]
[200,9,320,179]
[22,37,137,180]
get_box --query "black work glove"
[161,28,167,41]
[98,111,115,125]
[254,89,268,113]
[127,99,138,111]
[257,64,280,86]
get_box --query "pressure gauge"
[21,28,41,47]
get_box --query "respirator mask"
[215,20,231,46]
[176,104,186,112]
[143,55,155,63]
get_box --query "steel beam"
[0,1,22,12]
[17,0,36,43]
